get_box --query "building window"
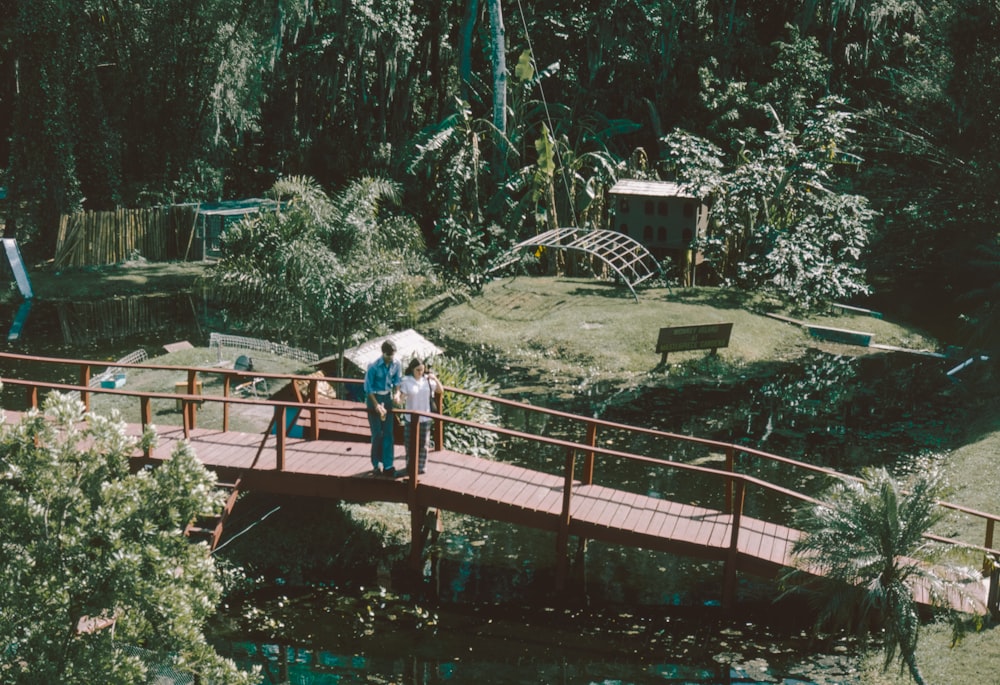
[683,202,695,218]
[618,223,629,235]
[643,225,653,241]
[682,228,693,244]
[657,226,667,242]
[618,197,630,213]
[657,201,668,216]
[644,200,655,215]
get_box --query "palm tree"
[209,175,427,373]
[787,467,979,685]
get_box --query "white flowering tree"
[0,393,256,685]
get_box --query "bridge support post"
[555,447,576,591]
[409,506,432,570]
[722,479,746,609]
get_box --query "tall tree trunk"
[488,0,506,136]
[459,0,480,103]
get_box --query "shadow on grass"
[560,280,762,311]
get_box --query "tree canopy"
[208,175,427,369]
[1,0,998,350]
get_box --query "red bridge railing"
[2,351,998,599]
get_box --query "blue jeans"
[368,395,395,471]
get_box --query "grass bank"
[420,276,939,393]
[87,346,313,434]
[5,259,209,303]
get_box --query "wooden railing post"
[222,374,232,432]
[186,369,198,430]
[309,380,320,441]
[79,364,91,412]
[985,520,996,576]
[432,390,444,451]
[140,397,152,458]
[25,384,40,447]
[723,446,736,514]
[407,412,421,485]
[182,398,191,439]
[722,478,746,609]
[275,406,286,471]
[580,420,597,486]
[555,447,576,592]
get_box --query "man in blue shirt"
[364,340,403,476]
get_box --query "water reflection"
[0,294,213,408]
[1,294,210,352]
[224,641,808,684]
[217,587,855,684]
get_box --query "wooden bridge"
[1,351,996,613]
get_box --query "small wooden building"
[607,179,709,285]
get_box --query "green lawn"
[420,276,939,389]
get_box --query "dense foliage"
[0,394,255,684]
[1,0,997,348]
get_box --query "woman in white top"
[399,358,442,474]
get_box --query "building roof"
[192,198,280,217]
[316,329,444,372]
[609,179,699,199]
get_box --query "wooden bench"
[656,323,733,365]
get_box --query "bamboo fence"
[54,205,201,268]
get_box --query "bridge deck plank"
[593,490,630,533]
[608,491,639,530]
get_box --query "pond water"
[0,294,972,684]
[0,295,210,400]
